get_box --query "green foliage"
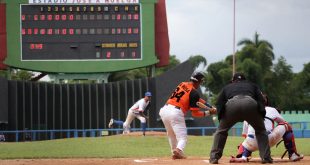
[0,136,309,159]
[108,54,207,82]
[11,69,33,81]
[237,32,274,76]
[108,55,181,82]
[205,61,231,94]
[108,68,148,82]
[0,70,7,78]
[188,55,207,68]
[205,32,309,110]
[155,55,181,76]
[239,58,263,86]
[268,57,294,109]
[287,62,310,109]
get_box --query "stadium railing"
[1,122,309,142]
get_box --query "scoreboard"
[21,4,141,60]
[5,0,158,73]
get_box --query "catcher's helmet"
[190,71,205,82]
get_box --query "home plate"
[134,159,158,163]
[203,160,210,163]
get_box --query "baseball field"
[0,131,309,165]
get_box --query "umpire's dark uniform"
[209,73,272,164]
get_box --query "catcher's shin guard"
[236,143,243,158]
[236,143,252,158]
[283,130,297,156]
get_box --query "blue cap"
[145,92,152,97]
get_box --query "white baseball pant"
[159,104,187,153]
[242,125,287,151]
[123,109,146,133]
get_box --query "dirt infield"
[1,156,309,165]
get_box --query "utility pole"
[232,0,236,75]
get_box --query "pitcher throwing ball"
[109,91,152,136]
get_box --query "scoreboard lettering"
[21,3,141,60]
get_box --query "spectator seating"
[281,110,310,138]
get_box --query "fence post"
[15,132,19,142]
[50,131,54,140]
[33,132,36,141]
[202,128,205,136]
[90,131,95,137]
[67,131,70,138]
[74,131,78,138]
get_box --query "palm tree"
[238,32,273,49]
[188,55,207,68]
[237,32,275,73]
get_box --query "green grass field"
[0,135,309,159]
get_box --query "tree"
[288,62,310,109]
[155,55,181,76]
[238,32,275,73]
[11,69,33,80]
[188,55,207,68]
[205,32,310,110]
[239,58,263,86]
[108,55,181,82]
[205,61,231,94]
[266,56,294,109]
[108,55,207,82]
[238,32,273,49]
[0,70,7,78]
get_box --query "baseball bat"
[196,101,212,110]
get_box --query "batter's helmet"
[190,71,205,82]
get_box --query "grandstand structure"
[281,110,310,138]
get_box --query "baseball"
[212,116,217,121]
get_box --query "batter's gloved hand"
[205,103,213,108]
[209,107,217,115]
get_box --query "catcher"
[230,94,304,163]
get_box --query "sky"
[165,0,310,73]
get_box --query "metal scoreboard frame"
[5,0,158,73]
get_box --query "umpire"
[209,73,273,164]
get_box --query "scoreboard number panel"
[20,4,141,60]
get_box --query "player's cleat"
[209,158,219,164]
[108,119,114,128]
[229,156,248,163]
[290,153,304,161]
[123,125,130,134]
[172,148,186,159]
[261,157,273,164]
